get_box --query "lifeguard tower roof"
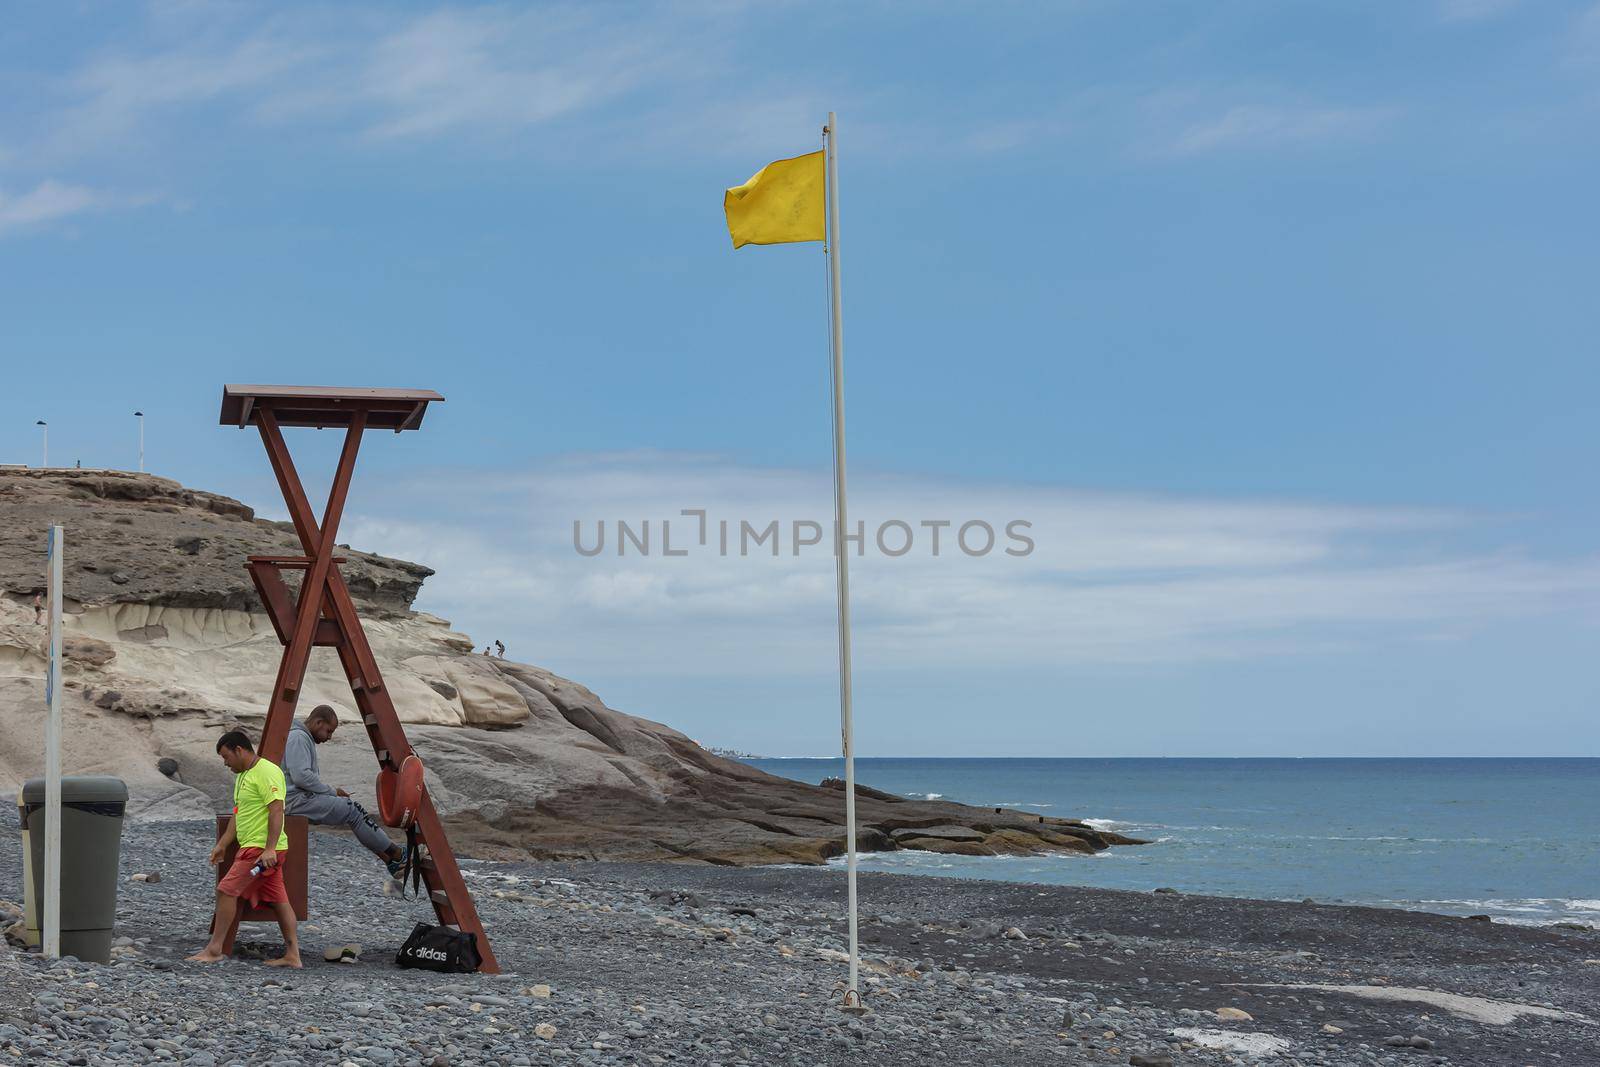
[219,385,444,431]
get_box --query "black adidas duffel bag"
[396,921,483,973]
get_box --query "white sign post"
[43,525,63,959]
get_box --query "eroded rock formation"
[0,468,1141,864]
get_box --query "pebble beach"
[3,822,1598,1066]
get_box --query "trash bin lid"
[21,776,129,805]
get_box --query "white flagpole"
[823,111,861,1006]
[44,525,64,959]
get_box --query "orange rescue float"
[376,754,425,829]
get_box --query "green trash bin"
[18,776,128,963]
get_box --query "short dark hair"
[216,730,254,753]
[307,705,338,725]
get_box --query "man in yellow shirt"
[186,730,300,968]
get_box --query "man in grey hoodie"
[284,705,408,881]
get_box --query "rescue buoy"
[376,753,425,828]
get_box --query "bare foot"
[265,952,302,969]
[185,948,227,963]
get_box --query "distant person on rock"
[494,640,505,658]
[188,730,300,968]
[283,704,407,885]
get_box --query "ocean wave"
[815,860,1599,929]
[1091,835,1175,849]
[1519,917,1600,930]
[1289,835,1496,844]
[1084,820,1242,834]
[1324,835,1407,841]
[1386,897,1600,928]
[1415,898,1553,911]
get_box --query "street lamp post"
[35,420,47,468]
[134,411,144,473]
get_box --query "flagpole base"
[838,988,867,1014]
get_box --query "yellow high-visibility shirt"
[233,757,289,851]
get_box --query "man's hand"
[208,841,226,866]
[335,787,350,798]
[259,848,279,870]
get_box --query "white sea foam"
[1297,835,1493,844]
[1084,817,1197,837]
[1416,897,1561,913]
[1108,823,1243,832]
[1384,897,1600,929]
[1324,835,1407,841]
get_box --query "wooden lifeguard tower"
[215,384,498,972]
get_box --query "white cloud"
[0,179,131,236]
[70,34,310,118]
[13,5,1417,176]
[336,452,1600,679]
[42,6,748,155]
[354,9,662,141]
[1168,103,1397,156]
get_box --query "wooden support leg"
[412,793,500,973]
[328,638,500,973]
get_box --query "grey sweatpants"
[287,792,396,859]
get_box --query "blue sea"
[746,757,1600,928]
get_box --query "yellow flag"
[723,151,825,249]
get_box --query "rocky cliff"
[0,468,1140,864]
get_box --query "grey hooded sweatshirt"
[280,718,398,861]
[283,719,334,803]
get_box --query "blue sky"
[3,2,1599,755]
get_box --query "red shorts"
[218,847,288,908]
